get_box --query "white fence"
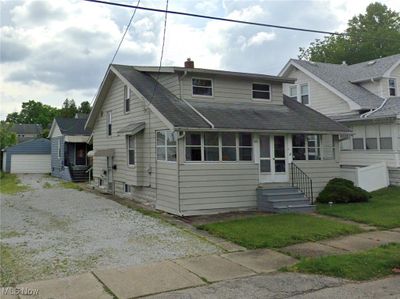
[341,162,389,192]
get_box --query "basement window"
[124,183,131,193]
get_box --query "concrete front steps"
[257,185,315,213]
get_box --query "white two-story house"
[280,54,400,186]
[85,59,350,216]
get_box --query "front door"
[75,143,87,165]
[259,135,288,183]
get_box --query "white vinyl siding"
[92,77,178,212]
[283,68,350,116]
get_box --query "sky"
[1,0,399,120]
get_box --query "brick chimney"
[184,58,194,68]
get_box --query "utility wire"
[110,0,141,64]
[83,0,400,43]
[150,0,169,100]
[90,0,140,105]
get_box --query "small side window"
[124,85,131,112]
[127,135,135,166]
[107,111,112,136]
[300,84,309,105]
[124,183,131,193]
[192,78,213,96]
[252,83,270,100]
[389,78,396,96]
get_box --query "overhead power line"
[110,0,141,64]
[83,0,399,43]
[83,0,345,36]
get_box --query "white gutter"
[360,98,388,118]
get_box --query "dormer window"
[252,83,271,100]
[124,85,131,112]
[192,78,212,96]
[288,84,309,105]
[389,78,396,96]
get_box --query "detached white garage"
[2,138,51,174]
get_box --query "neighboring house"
[85,60,350,216]
[48,115,92,182]
[280,53,400,185]
[2,138,51,173]
[11,124,43,143]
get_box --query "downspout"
[176,131,185,216]
[360,98,388,118]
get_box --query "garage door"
[10,154,51,173]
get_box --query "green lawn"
[318,186,400,229]
[287,243,400,281]
[0,172,29,195]
[198,214,362,249]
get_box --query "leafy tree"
[0,122,17,150]
[59,98,78,118]
[78,101,91,114]
[299,2,400,64]
[5,100,58,129]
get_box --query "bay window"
[185,132,253,162]
[157,131,177,161]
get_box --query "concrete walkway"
[282,229,400,257]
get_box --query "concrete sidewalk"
[282,229,400,257]
[13,249,296,299]
[8,229,400,299]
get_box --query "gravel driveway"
[0,174,221,285]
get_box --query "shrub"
[317,178,371,204]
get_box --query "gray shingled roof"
[112,64,210,128]
[113,64,350,133]
[348,54,400,82]
[11,124,42,135]
[292,60,385,110]
[187,96,350,133]
[56,117,92,136]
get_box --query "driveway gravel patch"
[0,174,221,285]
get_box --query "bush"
[317,178,371,204]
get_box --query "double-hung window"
[365,126,378,150]
[379,125,393,150]
[157,131,177,161]
[292,134,320,160]
[192,78,212,96]
[289,85,297,98]
[124,85,131,112]
[185,132,253,162]
[352,126,365,150]
[185,133,202,161]
[300,84,309,105]
[389,78,397,96]
[252,83,270,100]
[106,111,112,136]
[127,135,135,166]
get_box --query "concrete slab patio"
[222,249,297,273]
[17,273,112,299]
[174,255,255,282]
[93,261,205,299]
